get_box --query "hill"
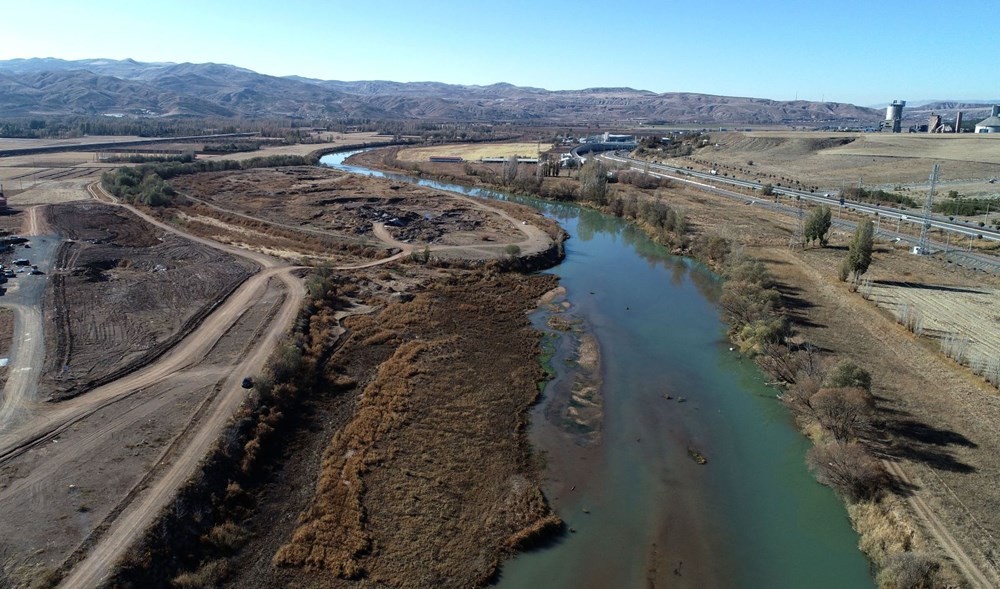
[0,57,880,124]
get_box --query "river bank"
[341,146,1000,588]
[326,152,876,587]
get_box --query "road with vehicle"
[601,153,1000,242]
[599,153,1000,273]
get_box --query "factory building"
[975,106,1000,134]
[881,100,905,133]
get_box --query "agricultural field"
[865,279,1000,386]
[396,141,548,162]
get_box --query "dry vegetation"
[273,269,560,586]
[110,266,561,588]
[396,142,545,162]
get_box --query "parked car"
[241,377,254,389]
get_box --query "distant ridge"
[0,57,881,124]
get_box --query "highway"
[601,154,1000,243]
[598,153,1000,273]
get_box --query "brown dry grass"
[397,142,547,162]
[664,131,1000,194]
[273,269,559,586]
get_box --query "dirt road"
[883,460,997,589]
[0,206,56,434]
[58,271,304,588]
[0,303,43,432]
[46,183,415,587]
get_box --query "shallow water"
[320,151,874,589]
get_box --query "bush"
[933,197,994,217]
[807,441,887,502]
[876,552,941,589]
[810,387,875,442]
[842,186,918,208]
[825,361,872,392]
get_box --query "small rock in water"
[677,397,686,403]
[664,394,672,400]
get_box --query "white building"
[975,105,1000,133]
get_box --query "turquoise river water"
[320,152,874,589]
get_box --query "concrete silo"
[883,100,905,133]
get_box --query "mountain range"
[0,57,884,124]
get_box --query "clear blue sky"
[0,0,994,106]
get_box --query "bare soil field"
[0,274,288,587]
[671,131,1000,195]
[169,166,559,262]
[396,142,546,162]
[41,202,258,399]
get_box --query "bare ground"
[41,202,258,399]
[0,274,288,587]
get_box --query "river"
[320,151,874,588]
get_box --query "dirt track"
[0,183,302,586]
[0,206,54,434]
[47,186,305,587]
[883,460,994,589]
[58,271,305,588]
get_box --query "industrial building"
[975,106,1000,133]
[882,100,905,133]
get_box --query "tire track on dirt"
[52,182,411,588]
[883,460,996,589]
[57,270,305,589]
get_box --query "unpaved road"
[46,183,420,588]
[47,185,305,588]
[883,460,997,589]
[58,272,304,589]
[0,206,56,434]
[0,303,43,431]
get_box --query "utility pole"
[917,163,939,255]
